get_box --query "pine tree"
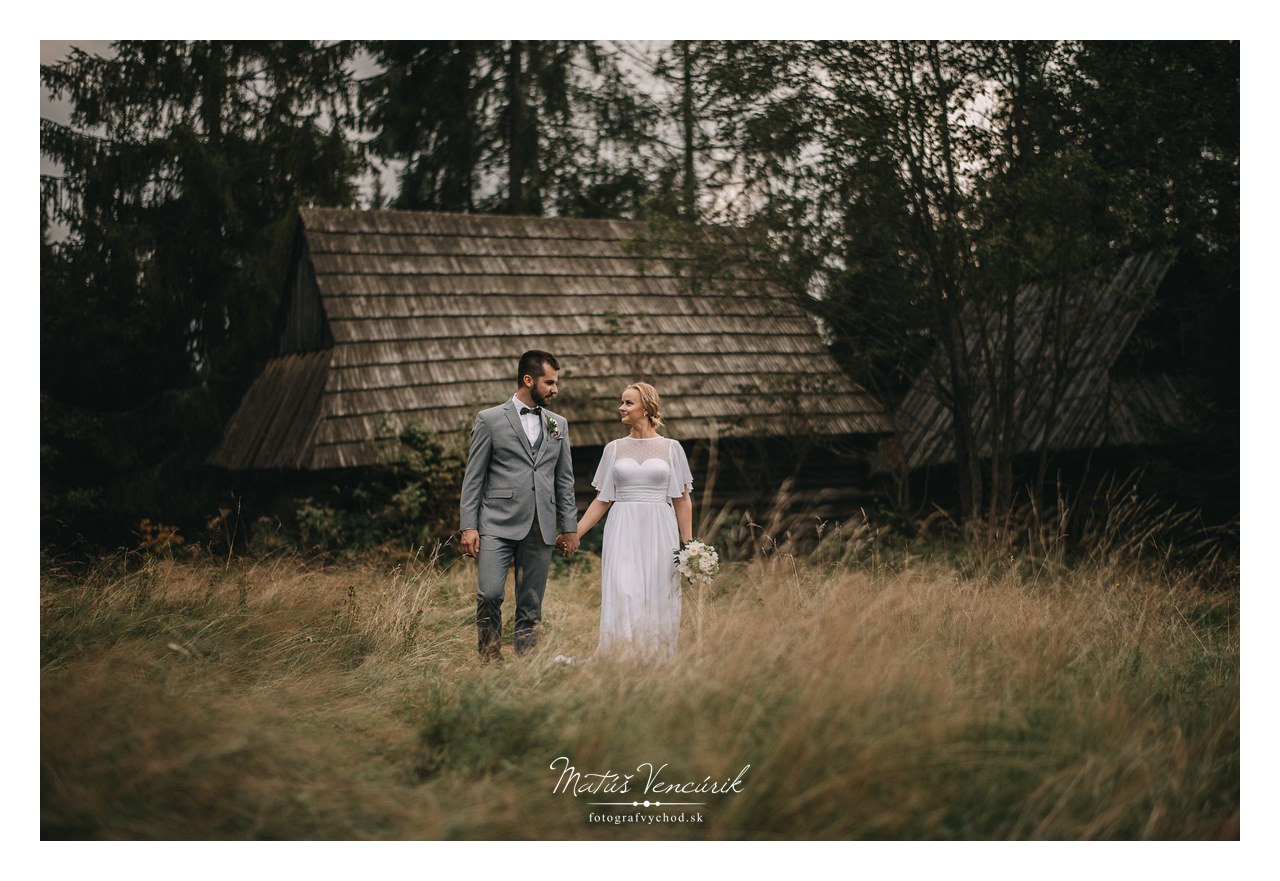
[360,41,658,218]
[41,40,362,546]
[359,41,495,212]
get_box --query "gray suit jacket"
[459,398,579,545]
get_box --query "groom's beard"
[531,388,549,408]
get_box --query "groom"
[459,350,580,660]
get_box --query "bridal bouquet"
[674,539,720,585]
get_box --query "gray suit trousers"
[476,518,553,656]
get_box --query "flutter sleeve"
[592,440,618,502]
[667,439,693,498]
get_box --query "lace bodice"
[592,436,693,503]
[614,436,675,464]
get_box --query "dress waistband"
[614,490,671,504]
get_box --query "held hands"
[464,529,577,558]
[556,533,580,557]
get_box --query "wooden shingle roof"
[890,250,1180,470]
[210,208,890,471]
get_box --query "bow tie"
[520,406,542,416]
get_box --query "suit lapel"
[504,399,535,463]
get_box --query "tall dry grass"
[40,535,1237,840]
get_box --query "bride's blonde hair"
[625,382,664,431]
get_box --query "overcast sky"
[41,40,115,109]
[40,41,112,180]
[40,38,109,65]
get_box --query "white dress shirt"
[512,395,543,446]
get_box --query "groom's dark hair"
[517,350,560,385]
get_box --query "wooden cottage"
[886,250,1183,473]
[209,208,890,515]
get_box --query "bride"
[570,382,693,661]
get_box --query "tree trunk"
[939,288,984,526]
[680,41,696,220]
[506,41,526,214]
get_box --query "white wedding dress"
[590,436,694,661]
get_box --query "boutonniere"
[546,416,563,440]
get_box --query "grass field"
[40,539,1238,840]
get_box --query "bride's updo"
[626,382,664,431]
